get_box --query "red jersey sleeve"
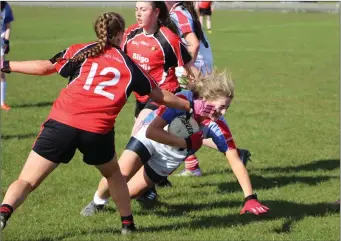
[130,59,158,96]
[49,46,76,78]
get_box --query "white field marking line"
[216,20,336,32]
[212,47,330,55]
[12,36,92,45]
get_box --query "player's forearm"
[226,150,253,197]
[203,138,218,150]
[158,89,191,112]
[4,24,11,40]
[146,126,187,149]
[8,60,56,76]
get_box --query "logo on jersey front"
[132,53,151,71]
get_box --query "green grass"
[1,6,340,241]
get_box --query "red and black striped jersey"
[48,42,157,133]
[121,23,191,103]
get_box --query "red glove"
[185,131,203,152]
[240,194,269,215]
[193,99,215,118]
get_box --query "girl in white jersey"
[166,1,214,178]
[80,69,269,217]
[167,1,213,77]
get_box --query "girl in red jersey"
[80,1,202,216]
[122,1,198,136]
[0,12,203,234]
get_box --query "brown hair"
[151,1,179,36]
[188,69,235,101]
[178,2,208,47]
[70,12,125,62]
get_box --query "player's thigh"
[122,135,153,180]
[95,154,119,178]
[118,149,144,180]
[18,150,59,189]
[127,165,154,198]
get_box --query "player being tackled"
[81,69,269,217]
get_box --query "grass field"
[1,5,340,241]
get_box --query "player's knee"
[17,178,38,192]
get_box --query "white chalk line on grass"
[11,36,93,45]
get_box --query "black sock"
[0,204,14,218]
[121,214,134,225]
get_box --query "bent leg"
[2,150,58,210]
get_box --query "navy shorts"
[33,119,115,165]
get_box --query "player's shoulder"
[67,41,97,53]
[159,26,181,42]
[125,23,142,35]
[173,6,193,21]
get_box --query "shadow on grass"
[256,159,340,173]
[11,101,53,108]
[188,174,338,192]
[1,133,37,140]
[24,200,339,241]
[203,159,340,177]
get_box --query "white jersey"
[134,90,237,177]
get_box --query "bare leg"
[95,156,132,217]
[2,151,58,210]
[0,151,58,229]
[127,165,154,198]
[96,150,144,200]
[206,15,212,30]
[199,15,204,28]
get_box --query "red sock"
[184,154,200,171]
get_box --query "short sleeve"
[49,47,76,78]
[131,61,158,96]
[207,118,237,152]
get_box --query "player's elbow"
[145,125,155,140]
[39,61,56,75]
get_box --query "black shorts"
[134,100,148,118]
[33,119,115,165]
[125,137,166,184]
[199,8,212,16]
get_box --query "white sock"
[207,19,211,30]
[1,81,6,106]
[93,191,109,205]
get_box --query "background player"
[0,1,14,110]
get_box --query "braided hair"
[70,12,125,62]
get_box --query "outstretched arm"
[225,148,270,215]
[4,60,56,76]
[225,149,253,198]
[149,89,191,112]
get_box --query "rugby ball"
[168,115,200,138]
